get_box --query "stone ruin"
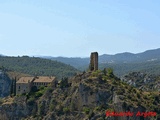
[89,52,98,71]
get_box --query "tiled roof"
[17,77,35,83]
[33,76,55,83]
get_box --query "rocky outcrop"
[0,96,30,119]
[0,71,159,120]
[0,70,11,97]
[121,72,160,91]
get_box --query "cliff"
[0,70,11,97]
[0,70,159,120]
[0,69,31,98]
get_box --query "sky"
[0,0,160,57]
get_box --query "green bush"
[63,107,70,113]
[35,91,43,98]
[92,70,101,77]
[70,101,75,111]
[136,92,141,98]
[38,102,44,115]
[95,106,101,111]
[46,87,53,93]
[27,97,35,106]
[116,89,123,95]
[49,104,54,111]
[0,98,3,105]
[107,68,114,77]
[39,86,45,90]
[83,107,90,114]
[88,110,94,119]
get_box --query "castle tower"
[89,52,98,71]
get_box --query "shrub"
[46,87,53,93]
[38,102,44,115]
[95,106,101,111]
[0,98,3,105]
[63,107,70,113]
[92,70,101,77]
[88,110,94,119]
[39,86,45,90]
[107,68,114,77]
[116,89,123,95]
[83,107,90,114]
[49,104,54,111]
[70,101,76,111]
[27,97,35,106]
[35,91,43,98]
[127,94,132,99]
[136,92,141,98]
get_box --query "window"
[19,86,20,89]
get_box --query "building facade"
[16,77,35,95]
[33,76,56,88]
[16,76,56,95]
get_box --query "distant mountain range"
[1,48,160,77]
[41,48,160,66]
[40,48,160,76]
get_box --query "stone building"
[89,52,98,71]
[33,76,56,88]
[16,76,56,95]
[16,77,35,95]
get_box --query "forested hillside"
[99,60,160,77]
[0,56,79,79]
[42,48,160,77]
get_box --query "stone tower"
[89,52,98,71]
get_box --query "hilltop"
[0,56,79,79]
[0,70,159,120]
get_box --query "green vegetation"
[0,56,79,79]
[49,104,55,111]
[26,86,51,106]
[106,68,114,77]
[63,107,70,113]
[27,96,35,106]
[1,68,160,119]
[0,98,4,105]
[91,70,101,77]
[59,77,69,88]
[83,107,90,114]
[122,71,160,91]
[99,60,160,77]
[44,49,160,78]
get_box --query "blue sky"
[0,0,160,57]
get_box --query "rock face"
[121,72,160,91]
[0,71,159,120]
[0,96,30,119]
[0,70,11,97]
